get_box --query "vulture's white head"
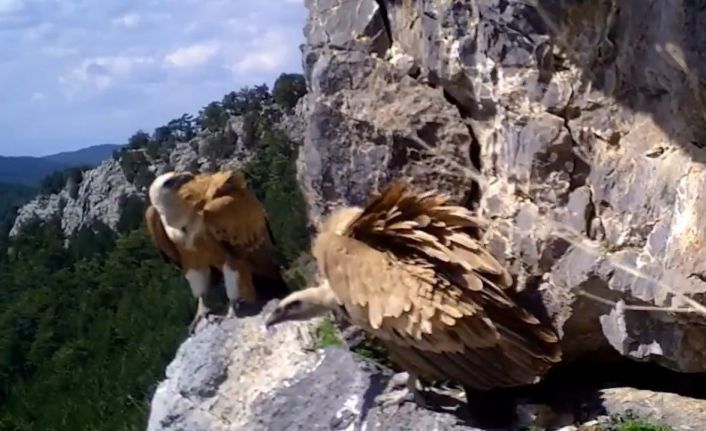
[148,171,199,246]
[265,281,339,328]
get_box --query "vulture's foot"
[376,373,437,410]
[225,299,246,319]
[375,386,416,408]
[188,297,226,334]
[188,299,212,334]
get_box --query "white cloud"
[233,30,293,74]
[0,0,22,14]
[0,0,37,29]
[111,12,169,28]
[59,55,158,99]
[31,91,45,101]
[41,45,79,57]
[165,42,220,68]
[23,22,54,41]
[112,12,141,28]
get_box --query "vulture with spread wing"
[266,180,561,424]
[146,170,288,332]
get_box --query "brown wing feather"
[200,172,282,278]
[315,180,560,390]
[176,173,212,210]
[145,205,182,267]
[202,191,269,255]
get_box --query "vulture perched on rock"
[265,180,561,425]
[146,170,288,332]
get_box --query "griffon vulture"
[265,180,561,425]
[146,170,288,332]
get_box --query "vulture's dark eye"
[286,300,302,310]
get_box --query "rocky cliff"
[10,0,706,429]
[148,0,706,430]
[298,0,706,371]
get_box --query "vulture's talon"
[188,312,207,334]
[375,388,416,408]
[227,299,246,318]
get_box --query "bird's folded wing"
[322,234,561,389]
[201,193,269,257]
[320,233,501,353]
[144,205,182,267]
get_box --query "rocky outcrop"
[147,301,487,431]
[10,159,139,237]
[297,0,706,373]
[148,299,706,431]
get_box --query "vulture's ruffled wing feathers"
[317,180,561,390]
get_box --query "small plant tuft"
[601,411,673,431]
[315,317,344,348]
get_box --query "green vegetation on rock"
[602,412,673,431]
[0,183,35,234]
[39,165,92,197]
[315,318,343,348]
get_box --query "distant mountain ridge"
[0,144,123,185]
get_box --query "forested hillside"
[0,183,35,233]
[0,144,122,186]
[0,72,310,430]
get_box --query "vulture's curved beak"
[265,307,285,329]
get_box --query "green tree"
[198,102,228,132]
[272,73,307,110]
[0,183,35,234]
[127,131,151,150]
[152,126,173,144]
[167,114,196,141]
[38,166,91,197]
[222,85,271,116]
[118,151,154,189]
[244,123,309,264]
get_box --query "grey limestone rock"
[10,159,140,237]
[147,301,480,431]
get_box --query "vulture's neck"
[154,198,202,248]
[301,282,339,309]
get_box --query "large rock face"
[298,0,706,372]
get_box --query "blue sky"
[0,0,306,156]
